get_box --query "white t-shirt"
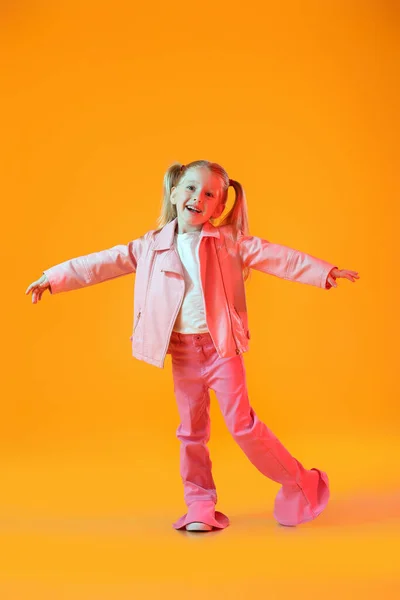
[172,231,209,334]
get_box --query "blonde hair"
[155,159,251,282]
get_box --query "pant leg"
[168,332,229,530]
[204,349,330,526]
[172,354,216,506]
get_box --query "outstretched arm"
[238,232,360,289]
[42,241,140,295]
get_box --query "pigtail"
[218,179,251,283]
[155,162,185,231]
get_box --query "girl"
[26,160,360,532]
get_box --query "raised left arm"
[238,232,360,289]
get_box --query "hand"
[327,268,360,289]
[25,273,51,303]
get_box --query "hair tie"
[180,164,185,171]
[229,178,233,186]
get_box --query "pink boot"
[274,468,330,526]
[173,500,230,530]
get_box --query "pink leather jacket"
[43,217,337,369]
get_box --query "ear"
[170,186,176,204]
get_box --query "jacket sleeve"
[43,235,146,295]
[238,232,337,289]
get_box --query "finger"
[27,282,40,295]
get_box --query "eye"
[186,185,214,197]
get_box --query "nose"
[192,191,205,204]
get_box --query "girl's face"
[170,167,225,234]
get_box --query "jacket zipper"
[144,254,157,309]
[197,240,217,348]
[196,239,220,353]
[133,251,155,337]
[212,239,241,354]
[133,310,141,332]
[160,264,185,358]
[233,305,246,334]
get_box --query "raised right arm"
[43,234,147,295]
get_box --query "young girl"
[26,160,360,532]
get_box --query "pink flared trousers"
[167,331,330,530]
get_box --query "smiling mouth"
[186,206,202,214]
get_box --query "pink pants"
[168,331,330,530]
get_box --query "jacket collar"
[152,217,220,251]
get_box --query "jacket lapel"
[152,217,221,276]
[152,217,220,250]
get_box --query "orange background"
[2,1,399,597]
